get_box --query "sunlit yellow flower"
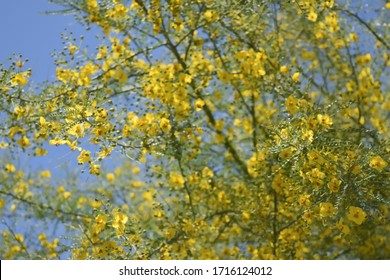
[320,202,337,217]
[16,60,24,68]
[194,99,205,111]
[292,72,300,82]
[106,173,115,181]
[15,234,24,243]
[347,206,366,225]
[68,123,85,138]
[78,150,91,164]
[286,95,299,115]
[369,155,388,171]
[0,141,9,149]
[68,44,78,55]
[307,11,318,22]
[63,192,71,199]
[279,65,289,74]
[41,170,51,178]
[202,167,214,178]
[169,172,185,188]
[279,147,296,160]
[328,177,341,192]
[95,214,107,232]
[89,163,100,175]
[38,233,47,241]
[5,163,16,173]
[17,136,30,148]
[336,218,350,234]
[132,167,141,174]
[98,146,114,159]
[159,118,171,133]
[107,4,128,19]
[57,186,65,193]
[142,191,153,202]
[11,73,28,86]
[242,211,250,223]
[204,10,218,22]
[34,148,48,156]
[112,210,128,233]
[317,114,333,128]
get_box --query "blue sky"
[0,1,106,174]
[0,0,99,82]
[0,2,110,251]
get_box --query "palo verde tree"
[0,0,389,259]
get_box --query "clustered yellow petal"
[369,155,388,171]
[347,206,366,225]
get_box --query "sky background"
[0,0,107,177]
[0,1,114,253]
[0,0,99,82]
[0,0,97,251]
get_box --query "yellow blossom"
[292,72,300,82]
[204,10,218,22]
[169,172,185,188]
[113,67,128,83]
[347,206,366,225]
[57,186,65,193]
[15,234,24,243]
[279,147,296,160]
[194,99,205,111]
[16,60,24,68]
[107,4,128,19]
[68,123,86,138]
[142,191,153,202]
[34,148,48,156]
[328,177,341,192]
[5,164,16,173]
[132,167,141,174]
[336,219,350,234]
[369,155,388,171]
[106,173,115,181]
[11,73,28,86]
[89,163,101,175]
[17,136,30,148]
[112,210,128,233]
[0,142,9,149]
[63,192,71,199]
[302,129,314,144]
[202,167,214,178]
[68,44,78,55]
[286,95,299,115]
[98,146,114,159]
[320,202,337,217]
[242,211,250,223]
[38,233,47,241]
[279,65,289,74]
[49,136,67,146]
[95,214,107,232]
[159,118,171,133]
[317,114,333,128]
[307,11,318,22]
[41,170,51,178]
[78,150,91,164]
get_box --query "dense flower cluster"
[0,0,389,259]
